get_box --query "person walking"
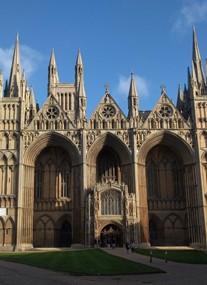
[125,241,130,254]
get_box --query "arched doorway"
[100,224,123,247]
[60,221,71,247]
[149,220,158,246]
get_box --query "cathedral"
[0,27,207,250]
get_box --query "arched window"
[60,161,70,197]
[35,163,43,198]
[173,161,183,198]
[147,160,158,198]
[97,148,119,182]
[34,147,71,200]
[101,190,121,215]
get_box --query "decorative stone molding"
[86,130,101,150]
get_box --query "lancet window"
[101,190,121,215]
[97,148,119,182]
[34,147,71,200]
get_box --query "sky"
[0,0,207,118]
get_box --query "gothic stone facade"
[0,29,207,250]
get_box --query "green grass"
[135,248,207,264]
[0,248,164,275]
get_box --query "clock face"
[101,105,116,118]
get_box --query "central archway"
[100,223,123,247]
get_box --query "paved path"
[0,248,207,285]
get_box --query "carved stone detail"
[86,130,101,150]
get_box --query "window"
[35,163,43,198]
[60,161,70,197]
[101,190,121,215]
[147,160,158,198]
[97,149,118,182]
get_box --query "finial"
[104,83,110,93]
[160,84,166,93]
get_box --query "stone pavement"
[0,247,207,285]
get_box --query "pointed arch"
[4,217,15,245]
[138,131,193,165]
[87,132,131,165]
[0,217,5,246]
[24,132,80,166]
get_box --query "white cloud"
[116,74,149,98]
[0,46,13,79]
[0,44,44,81]
[173,0,207,33]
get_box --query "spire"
[8,33,21,97]
[77,72,86,119]
[128,72,138,98]
[128,73,139,119]
[0,70,3,97]
[75,49,84,88]
[176,84,184,110]
[192,27,206,90]
[76,48,83,65]
[29,86,36,119]
[48,48,59,96]
[29,86,36,107]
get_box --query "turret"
[127,73,139,119]
[48,49,59,96]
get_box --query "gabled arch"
[24,132,80,166]
[87,132,131,166]
[138,131,193,165]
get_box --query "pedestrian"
[125,241,130,254]
[130,241,135,253]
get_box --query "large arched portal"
[100,223,123,247]
[146,145,188,245]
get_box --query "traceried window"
[34,147,71,200]
[45,106,59,119]
[97,148,119,182]
[101,105,116,118]
[147,160,158,198]
[60,161,70,197]
[173,161,183,198]
[146,145,184,201]
[158,105,172,117]
[35,163,43,198]
[101,190,121,215]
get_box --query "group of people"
[125,241,135,253]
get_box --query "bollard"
[165,250,168,263]
[150,251,152,263]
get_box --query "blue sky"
[0,0,207,117]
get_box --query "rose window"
[101,105,116,118]
[46,106,59,119]
[158,105,172,118]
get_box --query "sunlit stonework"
[0,28,207,251]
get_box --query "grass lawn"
[135,248,207,264]
[0,248,164,275]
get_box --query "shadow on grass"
[135,248,207,264]
[0,248,164,275]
